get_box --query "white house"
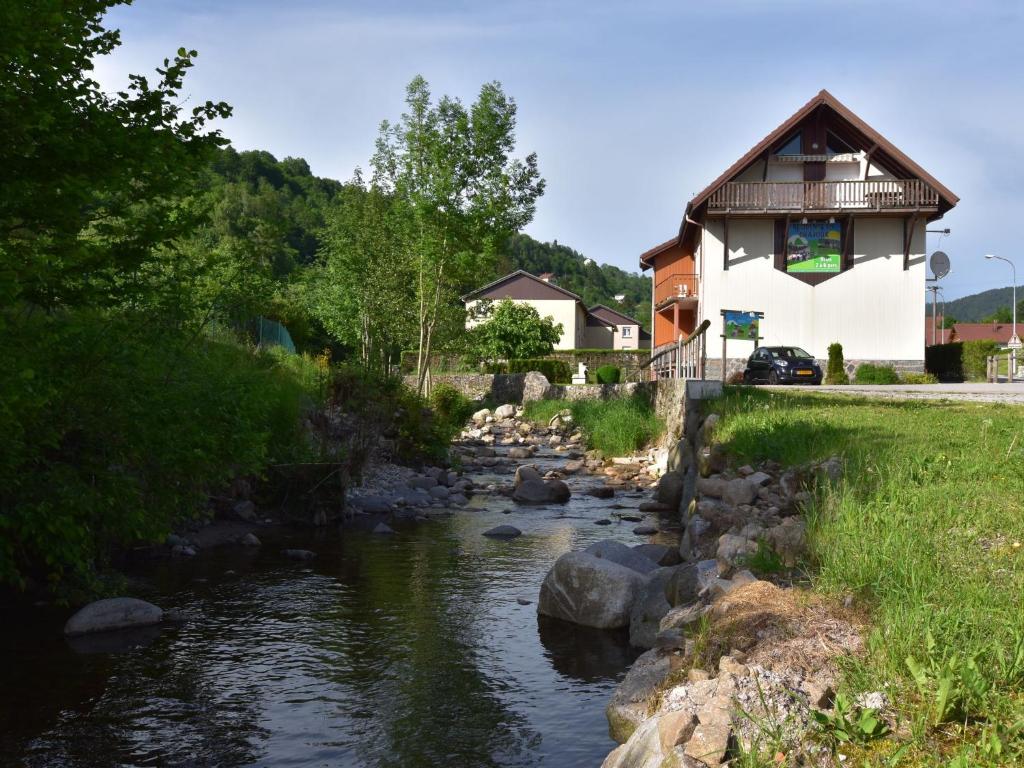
[463,270,587,350]
[640,89,958,375]
[584,304,651,350]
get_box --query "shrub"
[901,372,938,385]
[429,383,473,432]
[506,358,572,383]
[854,363,900,384]
[962,340,1002,381]
[825,342,849,384]
[0,313,319,594]
[925,341,964,381]
[726,371,746,385]
[594,364,621,384]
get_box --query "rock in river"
[282,548,317,559]
[64,597,164,636]
[483,525,522,539]
[513,477,571,505]
[537,551,646,629]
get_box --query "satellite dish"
[930,251,950,279]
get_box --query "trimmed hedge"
[594,364,621,384]
[826,342,849,385]
[854,363,900,384]
[926,340,1001,382]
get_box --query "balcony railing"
[707,179,940,212]
[654,272,699,306]
[642,319,711,381]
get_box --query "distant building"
[585,305,651,350]
[463,270,587,349]
[538,272,556,283]
[947,323,1019,345]
[640,89,958,374]
[462,271,650,351]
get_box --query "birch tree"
[372,76,544,393]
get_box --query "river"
[1,452,666,767]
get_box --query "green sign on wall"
[787,221,842,273]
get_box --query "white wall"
[465,298,582,350]
[699,217,926,361]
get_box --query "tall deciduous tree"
[371,76,544,393]
[0,0,231,313]
[307,179,416,370]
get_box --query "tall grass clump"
[523,393,663,455]
[714,388,1024,765]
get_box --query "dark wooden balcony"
[707,179,940,213]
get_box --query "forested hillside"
[499,234,652,329]
[941,286,1017,322]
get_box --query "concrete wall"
[465,298,583,350]
[699,217,926,362]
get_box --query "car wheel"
[742,371,752,384]
[768,370,779,385]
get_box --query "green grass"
[522,393,664,456]
[714,387,1024,766]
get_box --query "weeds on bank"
[521,393,664,455]
[713,387,1024,765]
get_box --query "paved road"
[762,382,1024,404]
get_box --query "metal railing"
[654,272,699,306]
[707,179,940,212]
[642,319,711,380]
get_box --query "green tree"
[0,0,232,313]
[469,299,563,361]
[305,179,417,370]
[371,76,545,393]
[942,315,957,329]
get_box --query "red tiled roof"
[951,323,1019,344]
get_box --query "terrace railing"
[643,319,711,381]
[707,179,940,213]
[654,272,699,306]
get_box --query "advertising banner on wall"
[787,221,842,273]
[723,310,760,340]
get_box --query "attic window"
[826,132,856,157]
[776,133,802,156]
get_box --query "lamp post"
[986,254,1020,381]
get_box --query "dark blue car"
[743,346,822,385]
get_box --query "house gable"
[462,270,583,303]
[589,304,641,326]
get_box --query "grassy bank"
[714,388,1024,766]
[522,393,664,455]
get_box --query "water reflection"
[2,453,661,767]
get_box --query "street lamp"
[985,254,1019,348]
[987,253,1019,382]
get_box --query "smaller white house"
[463,270,587,349]
[463,271,651,351]
[584,305,651,350]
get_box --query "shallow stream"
[1,450,667,767]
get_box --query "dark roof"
[585,313,615,328]
[639,327,652,341]
[461,270,584,303]
[589,304,642,326]
[678,89,959,246]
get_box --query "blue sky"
[94,0,1024,301]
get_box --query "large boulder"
[600,716,665,768]
[654,470,685,510]
[585,539,659,574]
[64,597,164,636]
[664,563,700,607]
[722,478,758,506]
[632,543,681,567]
[522,371,555,403]
[629,567,676,649]
[494,403,517,420]
[513,477,571,504]
[606,648,672,742]
[538,551,647,629]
